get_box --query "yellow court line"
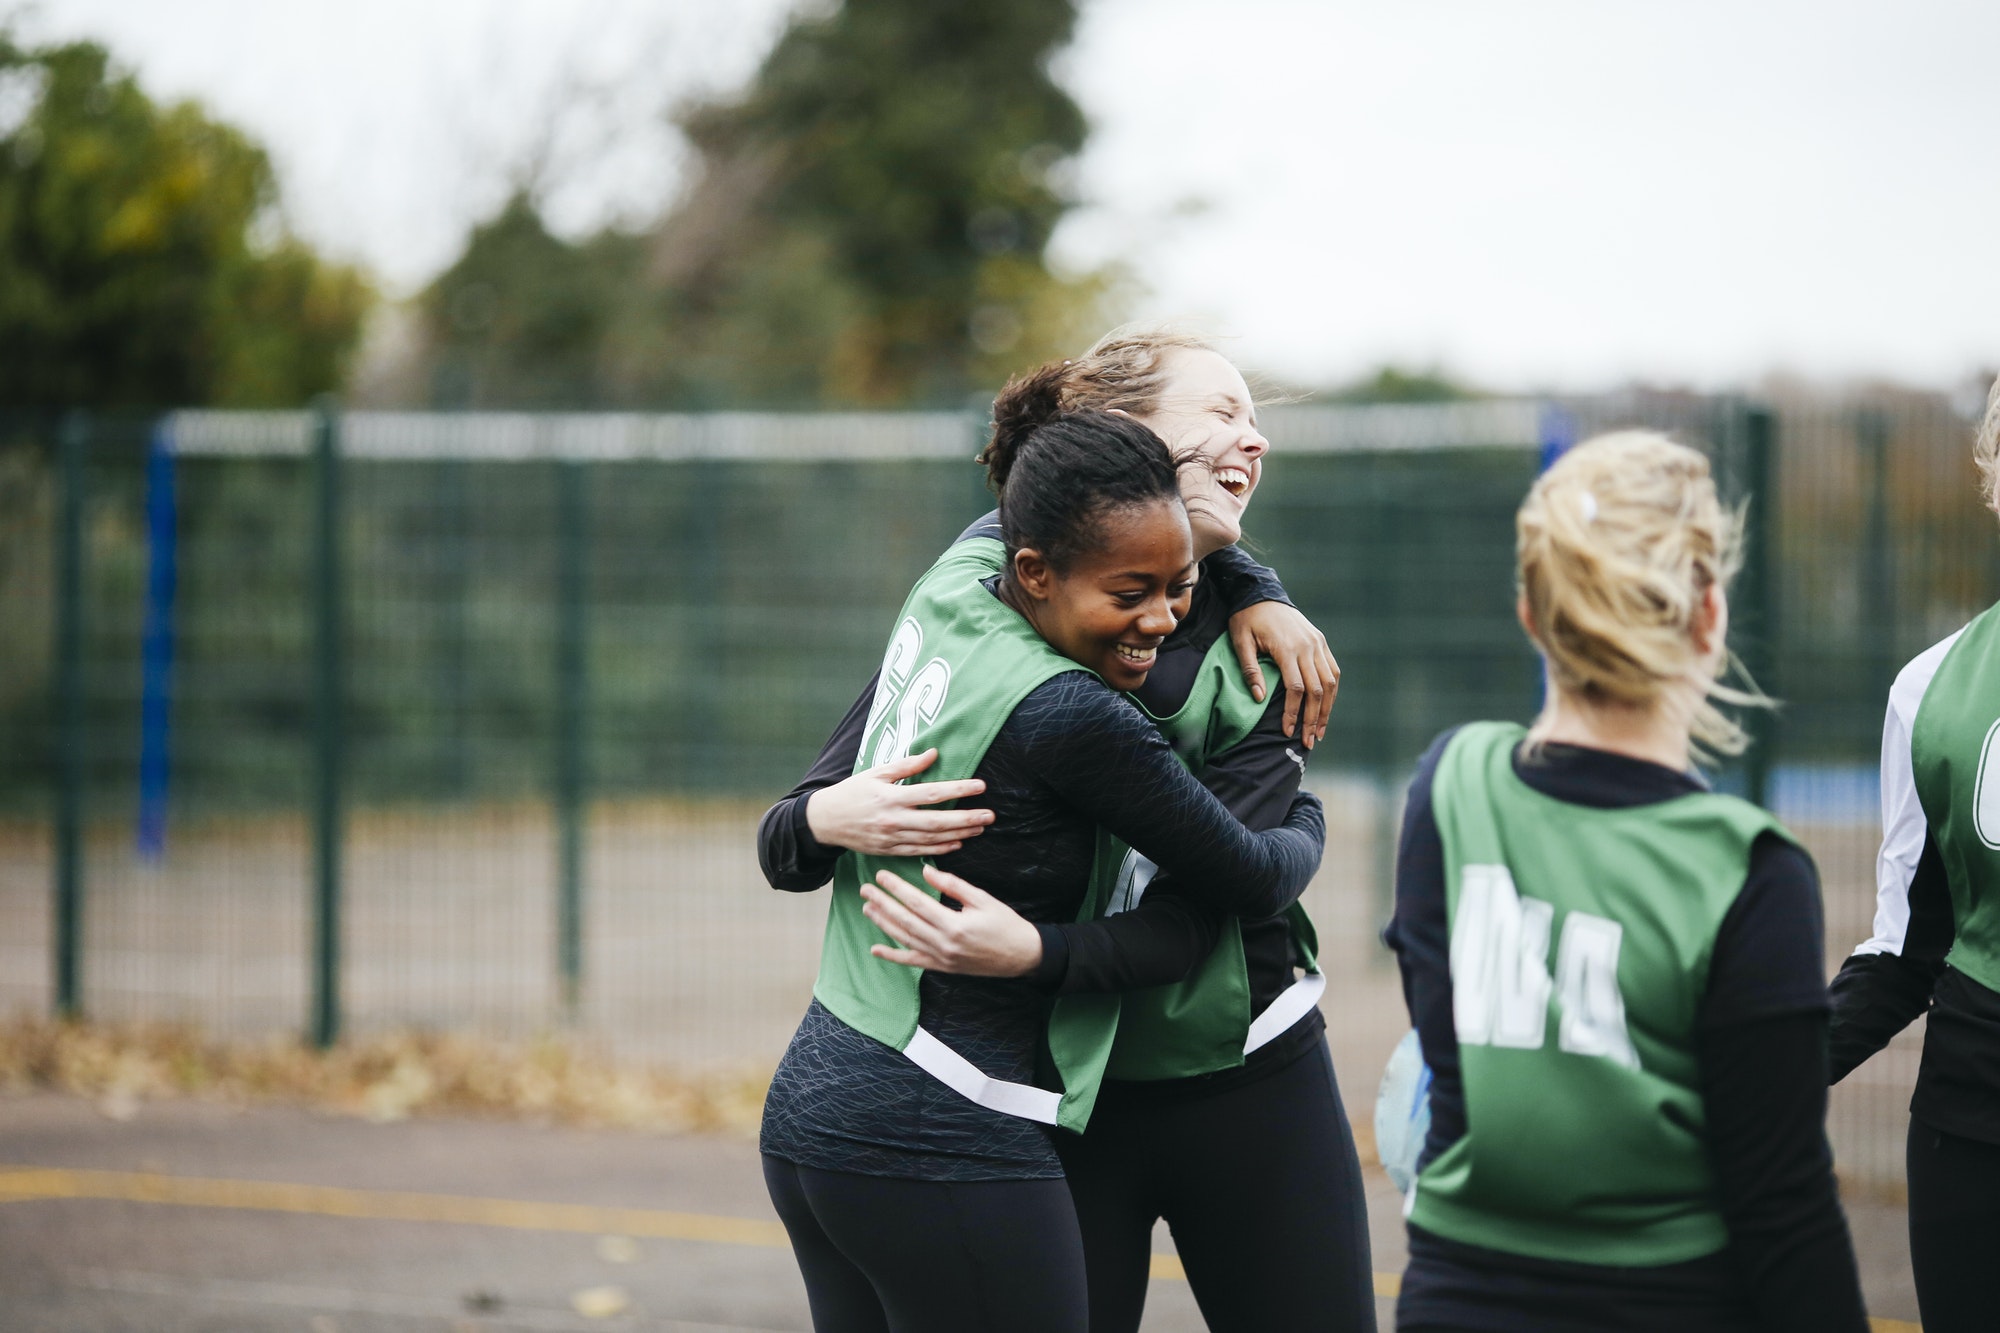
[0,1164,788,1248]
[0,1165,1919,1330]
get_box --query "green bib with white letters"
[1411,721,1793,1267]
[1912,601,2000,993]
[812,537,1121,1133]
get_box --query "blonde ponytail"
[1517,430,1763,760]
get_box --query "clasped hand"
[1226,600,1340,749]
[861,865,1043,977]
[804,748,992,857]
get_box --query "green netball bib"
[1411,721,1792,1266]
[812,538,1120,1132]
[1086,631,1322,1082]
[1911,601,2000,993]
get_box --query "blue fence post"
[1537,402,1577,473]
[137,420,178,862]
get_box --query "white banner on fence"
[1266,401,1542,452]
[164,400,1545,461]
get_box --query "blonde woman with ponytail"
[1384,432,1868,1333]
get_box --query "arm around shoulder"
[1032,678,1327,920]
[1048,685,1314,993]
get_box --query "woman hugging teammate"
[756,342,1336,1333]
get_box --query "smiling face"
[1012,497,1197,691]
[1130,348,1269,555]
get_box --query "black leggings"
[1908,1118,2000,1333]
[1054,1035,1378,1333]
[762,1156,1088,1333]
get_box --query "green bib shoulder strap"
[1078,631,1324,1082]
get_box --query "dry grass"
[0,1012,770,1135]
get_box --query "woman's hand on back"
[804,749,992,857]
[1227,601,1339,747]
[861,866,1043,977]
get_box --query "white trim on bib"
[1244,971,1327,1056]
[903,1026,1063,1124]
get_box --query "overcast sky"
[15,0,1997,392]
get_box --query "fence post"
[310,400,345,1049]
[555,458,589,1019]
[1735,403,1778,810]
[53,411,87,1020]
[1371,775,1400,963]
[437,460,470,796]
[1858,409,1896,708]
[137,420,178,860]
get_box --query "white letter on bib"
[1452,864,1553,1051]
[865,618,924,741]
[1556,911,1640,1070]
[1973,718,2000,850]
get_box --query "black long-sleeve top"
[759,516,1329,1071]
[1383,729,1868,1333]
[1827,833,2000,1141]
[758,533,1325,1180]
[759,514,1314,995]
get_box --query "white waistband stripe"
[903,1026,1063,1124]
[901,971,1325,1121]
[1244,972,1327,1056]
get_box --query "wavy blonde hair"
[1975,375,2000,514]
[1518,430,1763,759]
[976,324,1218,475]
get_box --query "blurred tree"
[423,192,643,408]
[1327,365,1478,404]
[0,32,371,407]
[420,0,1120,409]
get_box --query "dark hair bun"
[980,363,1068,493]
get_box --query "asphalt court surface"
[0,1092,1921,1331]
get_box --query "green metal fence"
[0,393,1986,1191]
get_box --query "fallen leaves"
[569,1285,630,1318]
[0,1012,769,1135]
